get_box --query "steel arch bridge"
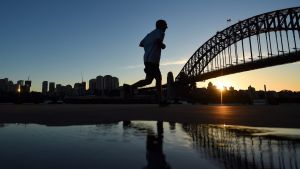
[175,7,300,84]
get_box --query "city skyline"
[0,74,120,97]
[1,0,300,92]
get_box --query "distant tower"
[16,80,24,93]
[42,81,48,95]
[17,80,24,86]
[96,75,104,95]
[264,84,267,92]
[64,85,73,96]
[24,80,32,93]
[89,79,96,95]
[56,84,62,94]
[248,85,256,103]
[112,77,119,89]
[74,83,84,96]
[264,84,267,99]
[104,75,113,91]
[49,82,55,94]
[8,81,14,93]
[82,81,86,92]
[0,78,9,93]
[167,72,174,99]
[96,75,104,90]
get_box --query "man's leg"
[132,75,154,88]
[154,68,169,106]
[155,73,162,102]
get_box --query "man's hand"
[156,39,166,49]
[139,42,144,47]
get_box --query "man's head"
[156,20,168,32]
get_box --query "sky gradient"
[1,0,300,92]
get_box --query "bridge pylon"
[167,71,196,101]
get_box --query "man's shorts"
[144,62,161,78]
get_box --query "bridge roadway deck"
[188,52,300,83]
[1,104,300,128]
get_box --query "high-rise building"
[104,75,113,91]
[82,82,86,92]
[0,78,9,93]
[25,80,31,87]
[56,84,62,94]
[17,80,24,86]
[96,76,104,91]
[15,80,24,93]
[24,80,31,93]
[89,79,96,94]
[167,72,174,99]
[74,83,85,96]
[63,85,73,96]
[42,81,48,95]
[8,81,14,93]
[49,82,55,94]
[248,85,256,99]
[112,77,119,89]
[14,84,19,93]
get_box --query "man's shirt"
[140,29,165,65]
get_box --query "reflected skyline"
[0,121,299,169]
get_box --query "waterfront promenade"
[1,104,300,128]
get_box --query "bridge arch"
[176,7,300,83]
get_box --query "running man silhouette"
[125,20,168,103]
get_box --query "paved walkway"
[1,104,300,128]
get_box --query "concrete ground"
[0,103,300,128]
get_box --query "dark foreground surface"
[1,121,299,169]
[1,105,300,169]
[1,104,300,128]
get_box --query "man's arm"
[156,39,166,49]
[157,31,166,49]
[139,36,146,47]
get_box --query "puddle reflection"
[182,124,300,169]
[123,121,171,169]
[0,122,299,169]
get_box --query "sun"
[17,85,21,93]
[215,81,225,91]
[215,80,234,91]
